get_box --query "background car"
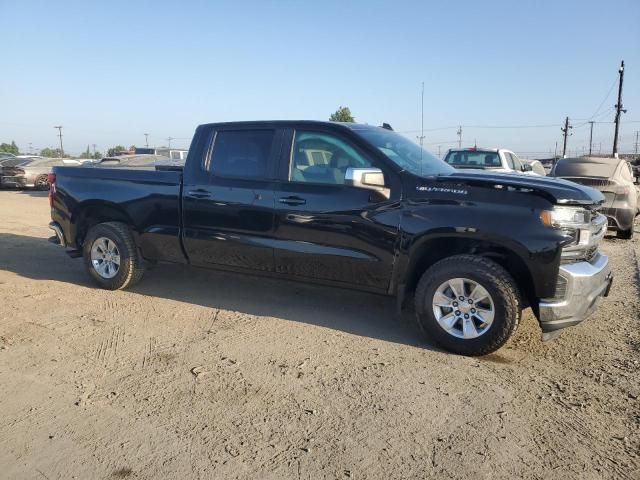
[552,156,639,239]
[443,147,541,175]
[1,157,66,190]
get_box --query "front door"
[182,127,283,272]
[272,128,400,291]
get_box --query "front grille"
[544,275,569,302]
[584,245,597,262]
[554,275,568,300]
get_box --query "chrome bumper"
[539,253,612,337]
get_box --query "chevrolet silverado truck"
[48,121,613,356]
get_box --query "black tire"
[414,255,520,356]
[34,174,49,190]
[616,226,634,239]
[83,222,145,290]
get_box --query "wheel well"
[75,204,134,248]
[404,237,535,308]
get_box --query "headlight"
[540,206,600,263]
[539,206,590,228]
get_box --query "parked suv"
[48,121,612,356]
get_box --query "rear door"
[182,126,283,272]
[271,127,400,291]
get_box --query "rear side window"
[444,151,501,168]
[210,130,274,178]
[508,152,522,170]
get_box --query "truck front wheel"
[414,255,520,356]
[83,222,145,290]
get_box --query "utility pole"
[92,144,97,156]
[612,60,626,157]
[588,121,595,156]
[560,117,572,158]
[438,145,441,158]
[28,142,33,154]
[457,126,462,148]
[167,137,173,149]
[54,126,64,157]
[634,130,639,154]
[144,133,150,148]
[554,141,558,159]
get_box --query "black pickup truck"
[48,121,613,355]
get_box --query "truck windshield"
[444,150,501,169]
[354,128,454,177]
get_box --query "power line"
[587,75,619,121]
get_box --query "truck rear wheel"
[83,222,145,290]
[414,255,520,356]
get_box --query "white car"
[443,148,542,176]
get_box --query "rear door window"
[444,151,501,168]
[504,152,515,169]
[210,130,275,179]
[509,152,523,171]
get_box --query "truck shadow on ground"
[0,232,433,350]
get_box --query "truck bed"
[51,165,186,264]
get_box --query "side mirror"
[345,167,390,199]
[521,163,532,172]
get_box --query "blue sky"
[1,0,639,157]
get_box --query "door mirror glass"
[345,167,389,199]
[522,163,533,172]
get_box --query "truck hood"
[432,171,605,206]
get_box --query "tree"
[329,106,355,123]
[107,145,127,157]
[40,147,63,158]
[92,150,103,160]
[0,141,19,155]
[129,145,136,151]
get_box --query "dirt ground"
[0,190,638,479]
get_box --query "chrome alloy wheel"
[90,237,121,279]
[432,277,495,339]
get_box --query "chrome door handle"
[186,189,211,199]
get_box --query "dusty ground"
[0,189,638,480]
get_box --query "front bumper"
[538,252,612,334]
